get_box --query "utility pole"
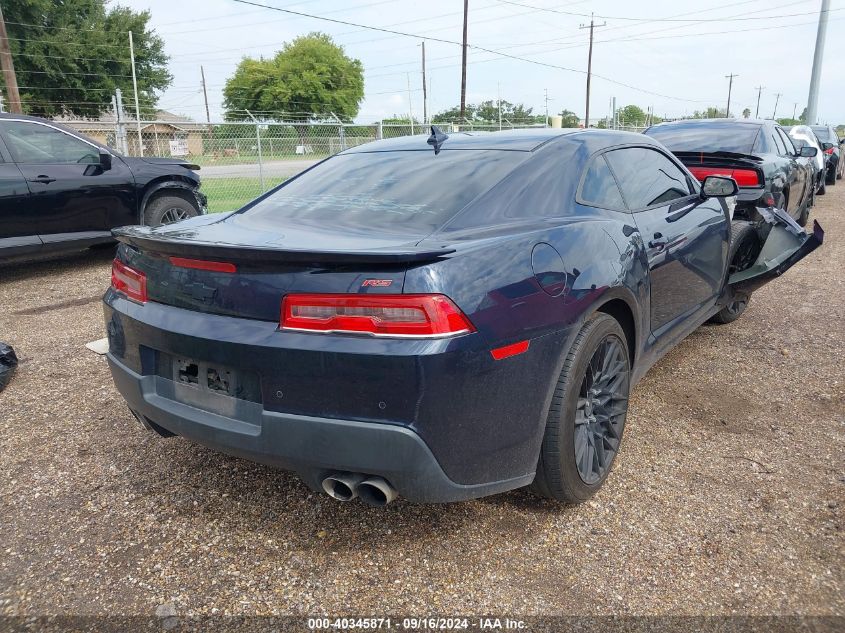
[754,85,764,118]
[420,42,427,125]
[725,73,738,118]
[0,3,22,113]
[806,0,830,125]
[128,31,143,156]
[772,92,782,120]
[792,102,798,121]
[497,81,502,131]
[406,72,414,134]
[200,65,211,124]
[579,13,606,128]
[459,0,469,121]
[544,88,550,127]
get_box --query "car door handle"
[28,175,56,184]
[648,233,667,249]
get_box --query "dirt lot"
[0,186,842,624]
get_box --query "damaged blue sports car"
[102,128,822,506]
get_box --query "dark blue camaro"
[103,128,822,505]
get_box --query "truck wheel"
[143,191,200,227]
[531,313,631,503]
[710,221,760,325]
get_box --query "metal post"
[544,88,549,127]
[201,65,211,124]
[115,89,129,155]
[612,96,616,129]
[460,0,468,121]
[406,73,415,134]
[128,31,144,156]
[772,92,782,120]
[421,41,427,125]
[754,85,764,118]
[806,0,830,125]
[376,120,383,140]
[497,82,502,131]
[244,109,264,192]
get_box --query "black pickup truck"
[0,113,206,262]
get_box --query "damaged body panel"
[729,210,824,294]
[102,128,823,505]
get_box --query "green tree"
[223,33,364,125]
[431,100,543,125]
[1,0,171,117]
[692,107,728,119]
[558,109,580,127]
[799,107,808,123]
[617,105,647,126]
[742,108,751,119]
[777,118,800,126]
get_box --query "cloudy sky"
[124,0,844,125]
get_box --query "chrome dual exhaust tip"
[321,473,398,506]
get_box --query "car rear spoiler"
[112,226,456,265]
[672,150,763,168]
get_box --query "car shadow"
[120,430,569,552]
[0,245,116,283]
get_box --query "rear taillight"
[169,256,237,273]
[824,147,834,155]
[281,294,475,338]
[111,258,147,304]
[688,166,760,187]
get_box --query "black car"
[810,124,844,184]
[102,128,822,505]
[0,114,206,262]
[644,119,817,226]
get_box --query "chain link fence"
[60,118,638,213]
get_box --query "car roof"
[648,118,770,129]
[341,127,652,154]
[0,112,54,123]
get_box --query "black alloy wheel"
[531,313,631,503]
[573,335,629,485]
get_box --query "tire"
[531,313,631,503]
[826,166,836,185]
[143,190,200,227]
[818,177,826,196]
[709,221,760,325]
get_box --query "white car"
[788,125,827,195]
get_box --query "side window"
[604,147,691,210]
[579,154,626,211]
[1,121,100,164]
[771,130,787,155]
[777,128,796,155]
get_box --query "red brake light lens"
[688,166,760,187]
[111,259,147,304]
[824,147,834,155]
[281,294,475,337]
[169,257,237,273]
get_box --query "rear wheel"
[826,166,836,185]
[531,313,631,503]
[143,190,200,227]
[818,176,826,196]
[710,221,760,325]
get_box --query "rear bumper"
[108,353,533,503]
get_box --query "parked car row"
[0,113,205,262]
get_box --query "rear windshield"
[239,150,526,234]
[645,123,761,154]
[811,126,832,141]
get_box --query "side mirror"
[822,142,835,151]
[99,150,112,171]
[800,145,818,158]
[701,175,739,198]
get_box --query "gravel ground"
[0,187,842,624]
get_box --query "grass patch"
[200,177,286,213]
